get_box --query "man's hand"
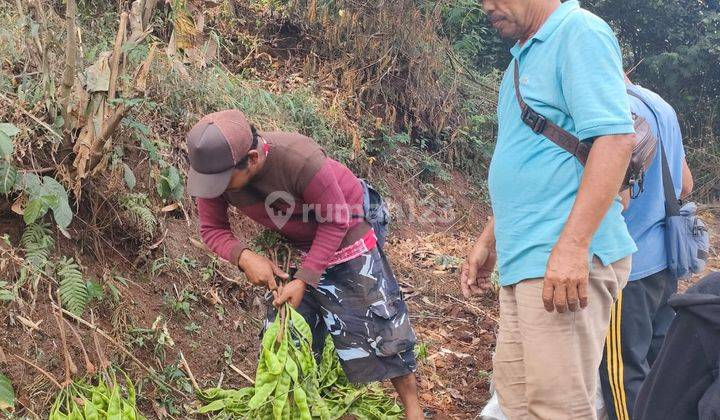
[543,240,589,313]
[273,279,306,308]
[460,241,497,298]
[237,250,289,291]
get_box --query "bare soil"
[2,173,717,419]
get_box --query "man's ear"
[247,150,260,166]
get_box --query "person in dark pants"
[634,272,720,420]
[599,81,694,420]
[186,110,423,418]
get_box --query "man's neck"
[519,0,562,45]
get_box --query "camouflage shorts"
[266,246,417,383]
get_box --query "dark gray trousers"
[599,269,677,420]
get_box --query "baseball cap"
[186,110,253,198]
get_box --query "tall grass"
[148,61,358,165]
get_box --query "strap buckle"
[521,107,547,134]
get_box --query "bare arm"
[559,134,634,248]
[681,158,693,199]
[543,133,634,312]
[475,216,496,249]
[460,216,497,298]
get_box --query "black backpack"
[359,179,390,248]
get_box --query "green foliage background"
[583,0,720,138]
[440,0,720,196]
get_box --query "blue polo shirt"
[625,85,685,281]
[488,0,637,286]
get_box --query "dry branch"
[60,0,78,133]
[53,304,188,397]
[65,318,96,375]
[85,44,156,175]
[11,353,63,390]
[52,290,77,386]
[31,0,51,99]
[108,12,128,102]
[179,351,199,391]
[14,0,24,21]
[142,0,158,30]
[0,93,63,140]
[229,364,255,385]
[90,311,110,371]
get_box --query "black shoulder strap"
[627,89,681,216]
[513,60,591,165]
[660,141,681,216]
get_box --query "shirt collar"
[510,0,581,57]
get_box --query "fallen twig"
[15,315,44,334]
[90,310,109,371]
[0,93,63,140]
[409,314,470,324]
[179,351,199,391]
[53,304,188,397]
[444,294,498,323]
[52,289,77,386]
[228,363,255,385]
[11,353,63,390]
[64,318,96,375]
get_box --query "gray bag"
[630,88,709,279]
[661,146,709,279]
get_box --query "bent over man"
[186,109,422,419]
[461,1,637,418]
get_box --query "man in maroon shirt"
[186,110,422,418]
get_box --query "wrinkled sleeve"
[294,162,350,287]
[197,196,247,266]
[560,25,635,141]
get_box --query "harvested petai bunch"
[48,368,145,420]
[317,335,402,420]
[198,305,402,420]
[199,305,328,419]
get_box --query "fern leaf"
[120,193,156,236]
[57,257,87,316]
[20,223,54,269]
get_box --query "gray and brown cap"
[186,110,253,199]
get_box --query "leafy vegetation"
[198,305,401,419]
[57,257,88,316]
[19,174,73,229]
[440,0,508,72]
[584,0,720,133]
[0,123,19,194]
[0,371,14,413]
[119,193,157,237]
[157,166,184,202]
[20,223,54,269]
[164,289,198,319]
[48,369,145,419]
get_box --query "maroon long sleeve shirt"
[196,132,370,286]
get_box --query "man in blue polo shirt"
[460,0,637,418]
[600,80,694,420]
